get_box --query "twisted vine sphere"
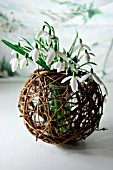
[18,70,105,145]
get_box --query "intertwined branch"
[18,70,104,145]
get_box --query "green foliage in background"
[41,1,101,23]
[0,12,24,33]
[0,57,19,77]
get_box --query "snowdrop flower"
[79,72,102,84]
[92,73,103,84]
[35,29,46,39]
[79,73,91,82]
[20,58,28,69]
[10,58,19,72]
[70,76,79,92]
[74,38,91,52]
[46,49,68,65]
[29,43,47,63]
[29,48,40,62]
[51,61,65,72]
[79,50,95,62]
[61,76,79,92]
[35,29,51,44]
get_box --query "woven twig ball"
[18,70,105,145]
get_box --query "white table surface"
[0,81,113,170]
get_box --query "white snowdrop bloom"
[85,53,90,62]
[92,73,103,84]
[35,30,51,44]
[46,49,68,65]
[20,58,27,69]
[51,61,65,72]
[29,46,47,63]
[84,53,95,62]
[70,76,78,92]
[74,39,91,52]
[40,48,48,55]
[57,62,65,72]
[61,75,79,92]
[79,73,91,83]
[35,30,46,39]
[79,72,102,84]
[61,76,72,84]
[10,58,19,72]
[57,52,68,61]
[68,63,75,71]
[51,61,60,69]
[79,52,95,62]
[29,48,40,62]
[46,49,56,65]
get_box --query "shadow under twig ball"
[18,70,105,145]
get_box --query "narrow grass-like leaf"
[35,39,48,51]
[23,47,31,52]
[2,39,26,55]
[19,37,33,48]
[68,31,78,57]
[44,21,51,29]
[78,62,97,69]
[24,46,33,50]
[36,58,50,71]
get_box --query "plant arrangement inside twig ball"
[2,21,107,145]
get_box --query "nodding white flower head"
[61,75,79,92]
[35,29,51,44]
[79,73,91,83]
[92,73,103,84]
[61,72,94,92]
[29,43,47,63]
[51,61,65,72]
[74,38,91,52]
[46,49,68,65]
[70,76,78,92]
[77,51,95,65]
[29,48,40,62]
[20,58,28,69]
[35,30,46,39]
[79,50,95,62]
[10,58,19,72]
[79,72,102,85]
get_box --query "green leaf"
[36,58,50,71]
[24,46,33,51]
[35,39,48,51]
[44,21,51,29]
[68,31,78,57]
[78,62,97,69]
[19,37,33,48]
[2,39,26,55]
[23,47,31,52]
